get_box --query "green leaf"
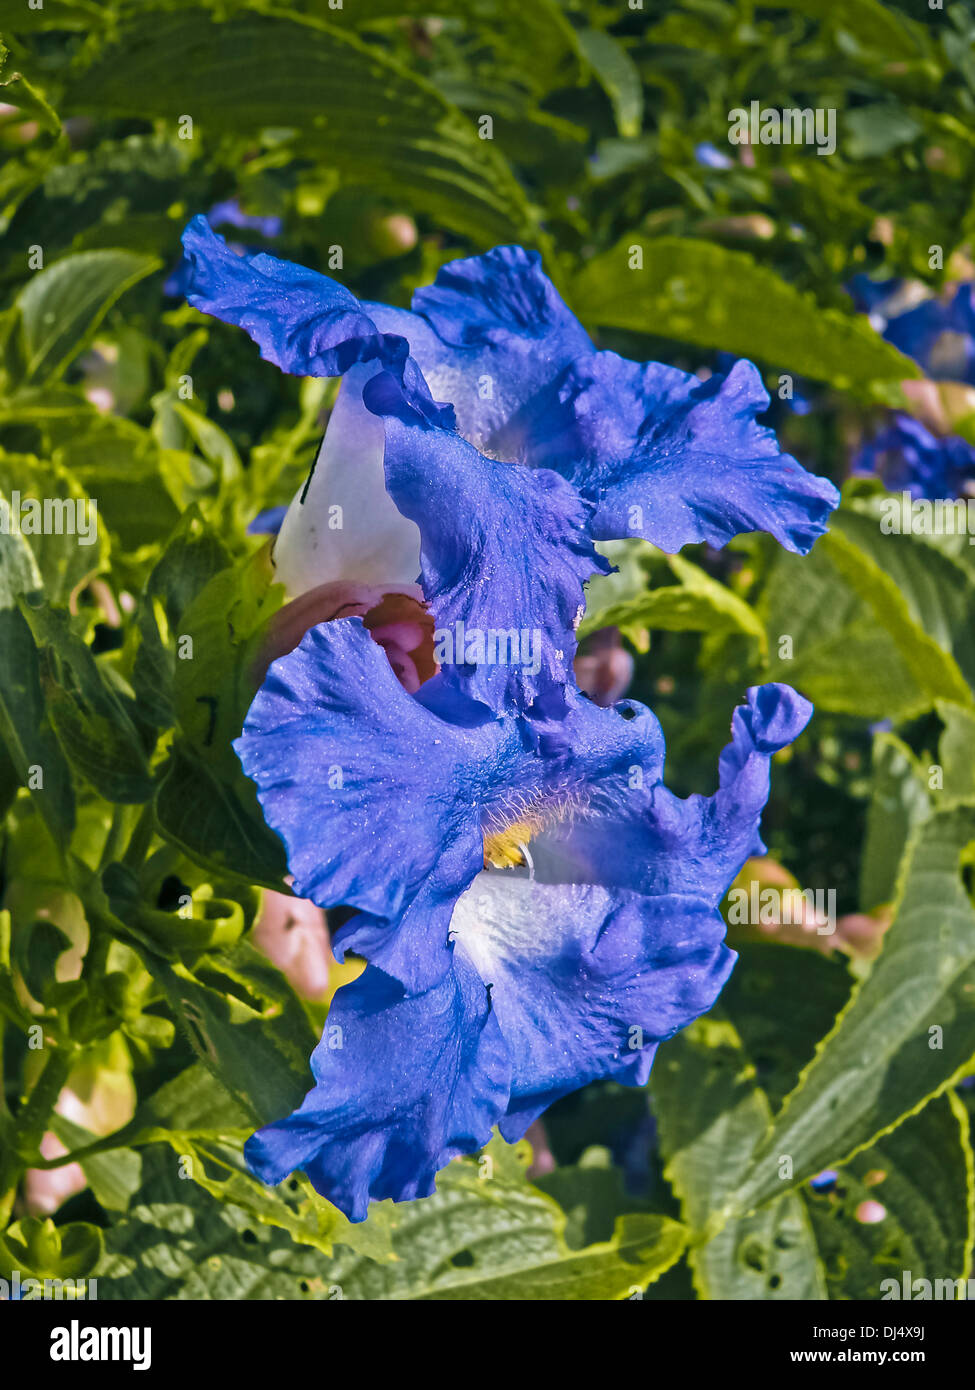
[50,1113,143,1215]
[354,0,581,94]
[155,739,288,891]
[761,523,973,720]
[0,0,103,29]
[0,451,107,605]
[836,507,975,692]
[323,1138,686,1300]
[581,552,766,655]
[938,701,975,801]
[573,239,919,399]
[100,1138,684,1300]
[720,943,856,1114]
[577,29,643,138]
[63,9,536,246]
[99,1146,347,1300]
[653,1011,827,1299]
[149,939,318,1127]
[804,1094,974,1300]
[19,602,153,804]
[730,804,975,1219]
[859,734,931,912]
[0,561,75,839]
[131,506,233,731]
[162,1137,341,1257]
[15,249,160,384]
[772,0,928,64]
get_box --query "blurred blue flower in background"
[851,412,975,500]
[694,141,734,170]
[849,274,975,384]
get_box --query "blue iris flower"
[235,619,812,1219]
[851,413,975,500]
[178,216,837,713]
[849,274,975,385]
[884,285,975,385]
[176,219,831,1219]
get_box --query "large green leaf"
[155,740,288,891]
[292,1138,685,1301]
[573,238,919,398]
[835,507,975,692]
[0,451,106,605]
[100,1138,685,1300]
[580,552,765,654]
[761,522,973,720]
[15,249,160,383]
[859,734,932,913]
[729,805,975,1219]
[652,944,853,1299]
[99,1146,348,1300]
[805,1094,973,1301]
[720,943,855,1114]
[653,1012,827,1299]
[63,9,536,246]
[150,939,318,1127]
[0,537,75,839]
[20,602,153,804]
[938,701,975,802]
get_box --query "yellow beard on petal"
[481,790,589,870]
[482,820,537,869]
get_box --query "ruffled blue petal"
[235,623,664,988]
[366,245,592,456]
[234,618,491,930]
[524,352,839,552]
[331,687,666,987]
[178,217,449,423]
[244,953,510,1221]
[364,369,609,712]
[529,683,813,906]
[451,874,734,1139]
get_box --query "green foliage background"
[1,0,975,1300]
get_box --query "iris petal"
[366,244,592,456]
[522,352,839,552]
[272,365,422,595]
[178,216,448,423]
[234,618,489,927]
[528,683,813,905]
[452,875,734,1138]
[235,620,664,988]
[244,954,510,1222]
[364,369,609,712]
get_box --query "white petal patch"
[273,363,422,596]
[450,869,612,982]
